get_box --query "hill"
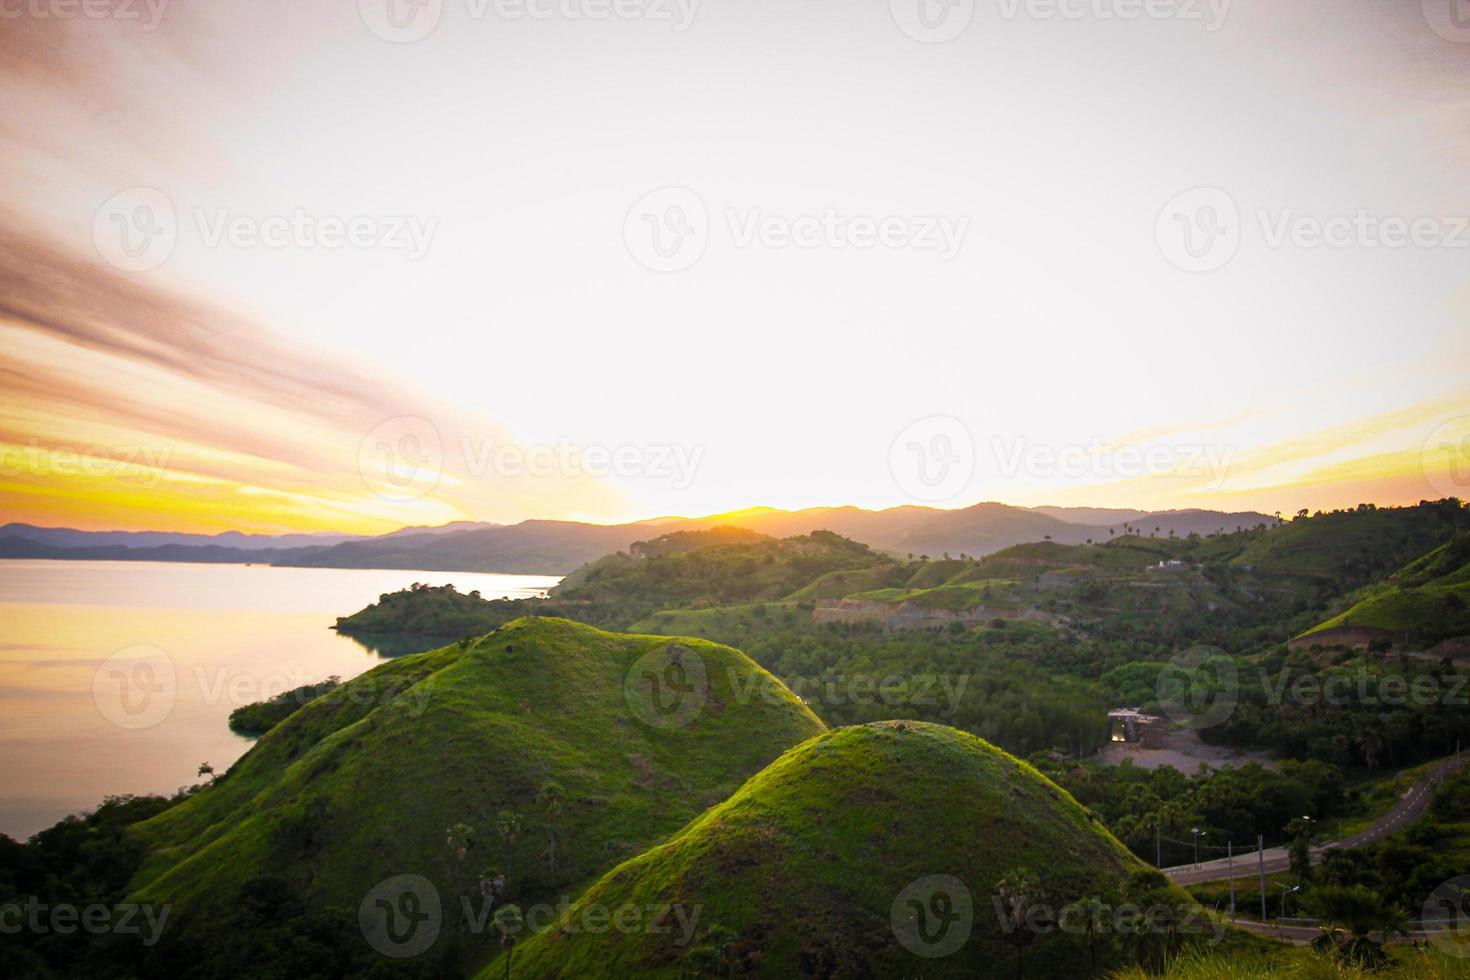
[551,529,893,605]
[493,722,1203,978]
[332,581,633,637]
[1222,501,1469,589]
[279,519,660,575]
[0,522,362,550]
[1299,532,1470,648]
[124,618,825,974]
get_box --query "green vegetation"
[496,722,1208,979]
[551,528,893,607]
[0,795,181,978]
[227,676,342,737]
[333,582,632,639]
[124,618,825,975]
[1041,758,1348,867]
[1301,534,1470,647]
[1109,946,1470,979]
[1312,767,1470,918]
[18,500,1468,978]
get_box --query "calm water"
[0,560,559,838]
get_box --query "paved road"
[1163,755,1467,886]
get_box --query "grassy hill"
[552,529,894,606]
[333,581,536,637]
[125,618,825,974]
[1300,533,1470,647]
[1222,501,1469,587]
[493,722,1205,979]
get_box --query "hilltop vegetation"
[334,503,1470,779]
[123,618,824,975]
[551,527,892,605]
[497,722,1209,979]
[1301,533,1470,647]
[227,676,342,737]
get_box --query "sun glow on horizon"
[2,3,1469,534]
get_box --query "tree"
[1121,869,1176,969]
[1075,895,1105,975]
[1304,884,1408,967]
[996,869,1041,980]
[196,762,215,782]
[497,810,524,883]
[446,822,475,861]
[493,903,524,980]
[1287,819,1313,884]
[537,782,564,886]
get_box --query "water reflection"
[0,560,559,838]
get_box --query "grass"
[627,602,806,636]
[1110,945,1470,979]
[850,578,1022,611]
[126,617,826,972]
[1304,583,1470,646]
[494,721,1212,979]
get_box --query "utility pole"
[1156,824,1161,868]
[1227,840,1235,922]
[1257,835,1267,921]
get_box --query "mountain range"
[0,504,1276,575]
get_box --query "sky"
[1,0,1468,534]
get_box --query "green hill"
[1223,501,1470,588]
[1300,533,1470,647]
[125,618,825,974]
[552,529,894,606]
[493,722,1201,979]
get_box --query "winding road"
[1163,754,1467,887]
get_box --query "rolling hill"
[124,618,825,974]
[492,722,1202,978]
[551,528,893,605]
[1298,532,1470,648]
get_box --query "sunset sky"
[2,0,1468,534]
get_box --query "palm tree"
[493,904,524,980]
[996,870,1041,980]
[446,822,475,861]
[497,810,524,883]
[1304,884,1409,966]
[1076,896,1105,974]
[537,783,564,886]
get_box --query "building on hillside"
[1108,708,1166,748]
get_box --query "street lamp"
[1191,827,1206,868]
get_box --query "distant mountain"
[1,505,1276,575]
[376,520,500,538]
[279,519,655,575]
[697,503,1276,560]
[1033,506,1150,524]
[0,536,319,564]
[0,522,360,550]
